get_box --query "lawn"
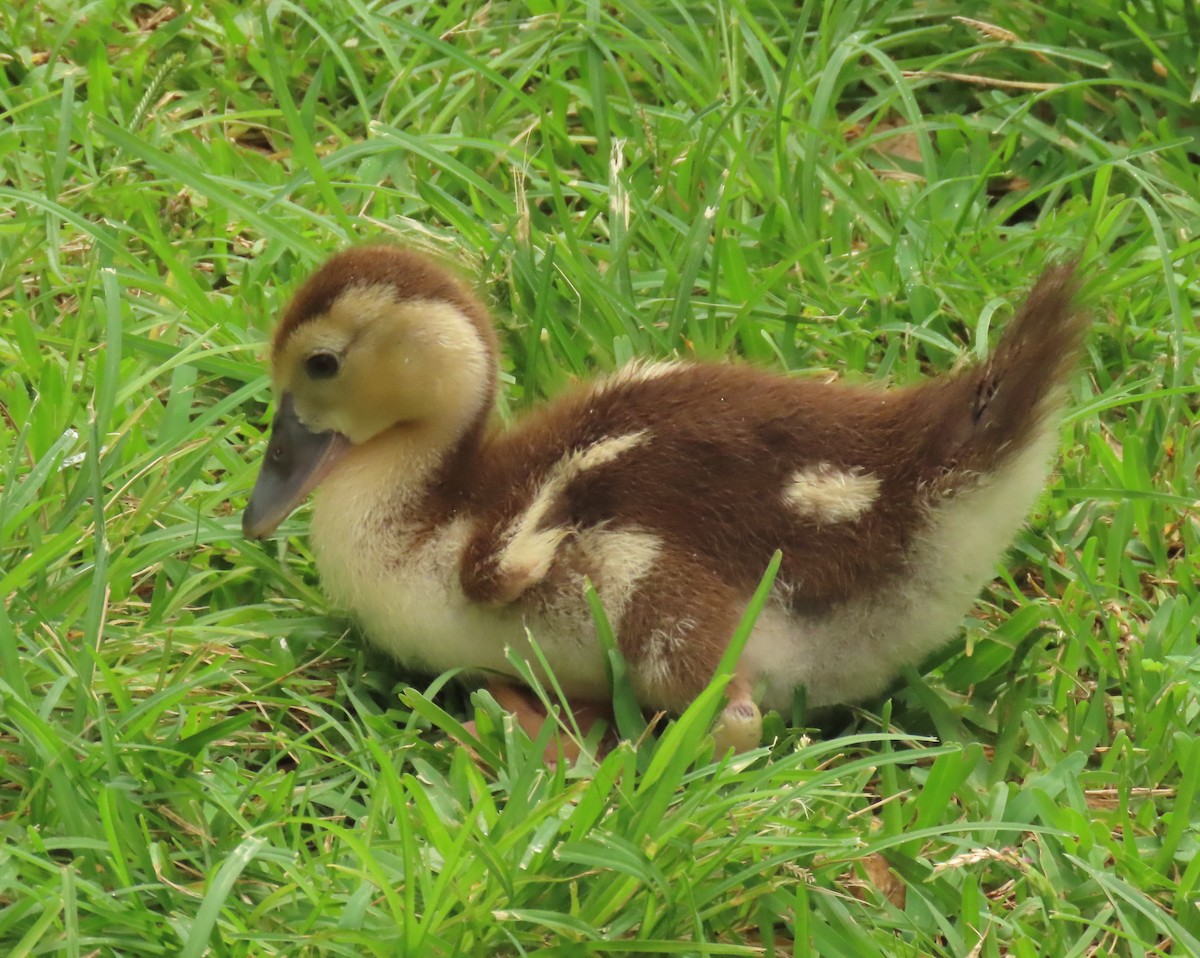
[1,1,1198,955]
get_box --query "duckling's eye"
[305,351,340,380]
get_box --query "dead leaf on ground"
[846,853,907,909]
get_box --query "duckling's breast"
[309,483,612,699]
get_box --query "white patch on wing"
[784,464,881,524]
[496,430,651,590]
[531,525,663,675]
[596,361,687,394]
[640,617,695,690]
[576,526,662,622]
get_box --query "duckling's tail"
[918,262,1087,479]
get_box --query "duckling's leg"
[616,561,764,753]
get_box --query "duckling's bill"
[243,393,351,539]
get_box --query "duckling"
[243,247,1085,754]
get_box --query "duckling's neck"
[317,408,488,528]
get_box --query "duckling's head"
[243,246,498,539]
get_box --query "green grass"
[1,0,1198,955]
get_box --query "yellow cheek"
[342,380,407,441]
[287,392,333,433]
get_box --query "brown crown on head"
[271,246,499,366]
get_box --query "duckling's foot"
[712,698,763,754]
[479,680,614,765]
